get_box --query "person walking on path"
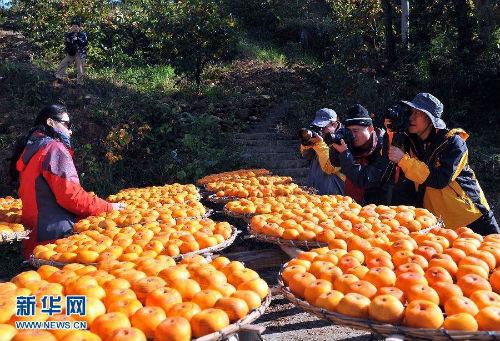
[53,17,88,87]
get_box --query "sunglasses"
[55,119,72,130]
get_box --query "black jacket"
[65,31,88,58]
[331,128,417,205]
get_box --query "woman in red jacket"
[10,104,124,258]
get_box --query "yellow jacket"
[301,141,346,181]
[398,128,490,229]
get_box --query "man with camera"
[388,93,499,235]
[299,108,345,195]
[329,104,417,205]
[53,17,88,87]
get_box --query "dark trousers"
[468,210,500,235]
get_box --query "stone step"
[245,145,298,154]
[248,126,282,133]
[256,159,309,170]
[241,152,303,163]
[270,167,309,178]
[239,139,298,147]
[234,132,294,141]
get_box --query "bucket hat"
[402,93,446,129]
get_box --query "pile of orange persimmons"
[282,226,500,331]
[33,184,234,263]
[0,254,269,340]
[225,194,353,216]
[201,172,309,199]
[248,201,439,242]
[197,169,271,186]
[0,197,25,238]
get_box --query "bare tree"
[452,0,473,55]
[476,0,494,47]
[381,0,396,63]
[401,0,409,49]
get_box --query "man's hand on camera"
[388,146,405,163]
[308,136,323,145]
[331,139,348,153]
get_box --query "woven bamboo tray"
[192,293,271,341]
[0,230,30,244]
[29,226,240,268]
[246,224,327,249]
[277,263,499,340]
[206,194,240,204]
[222,208,254,223]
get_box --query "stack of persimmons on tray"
[0,197,28,242]
[0,254,270,340]
[248,202,439,243]
[32,184,234,263]
[1,169,499,340]
[280,226,500,332]
[201,171,310,200]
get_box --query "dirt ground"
[256,294,378,341]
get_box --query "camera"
[298,125,322,145]
[385,103,411,133]
[324,127,354,146]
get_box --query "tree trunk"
[411,0,432,48]
[381,0,396,64]
[401,0,410,49]
[452,0,474,54]
[476,0,494,47]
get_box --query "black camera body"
[385,103,411,133]
[324,127,354,146]
[299,125,322,145]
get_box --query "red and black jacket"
[16,131,112,258]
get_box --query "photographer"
[53,17,88,86]
[388,93,499,235]
[330,104,416,205]
[300,108,345,195]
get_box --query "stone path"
[236,106,309,184]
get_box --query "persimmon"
[130,306,166,338]
[457,274,492,296]
[155,316,191,341]
[404,300,443,328]
[231,290,262,310]
[214,297,249,322]
[368,294,404,324]
[475,306,500,331]
[469,290,500,309]
[406,284,440,305]
[190,308,230,338]
[431,282,463,305]
[303,279,333,304]
[336,293,371,318]
[443,313,478,331]
[12,330,56,341]
[376,287,405,303]
[167,302,201,321]
[364,267,396,288]
[444,296,479,316]
[108,327,146,341]
[108,299,143,318]
[90,312,131,340]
